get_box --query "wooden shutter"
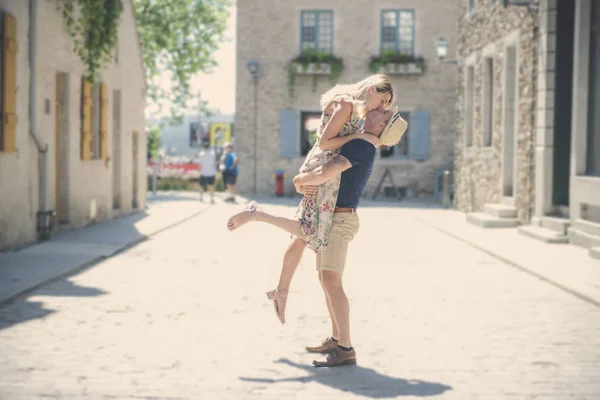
[410,110,430,161]
[100,83,108,160]
[280,110,298,158]
[2,13,18,153]
[81,77,93,160]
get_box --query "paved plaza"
[1,195,599,399]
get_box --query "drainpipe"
[28,0,53,239]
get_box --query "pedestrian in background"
[198,141,216,204]
[222,143,238,203]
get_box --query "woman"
[227,74,393,324]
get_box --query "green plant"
[58,0,124,82]
[368,50,425,74]
[287,49,343,97]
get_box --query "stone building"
[235,0,460,198]
[455,0,600,259]
[0,0,147,250]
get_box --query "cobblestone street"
[1,199,599,399]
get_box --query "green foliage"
[133,0,230,121]
[288,49,344,98]
[58,0,123,82]
[147,126,161,160]
[368,50,425,73]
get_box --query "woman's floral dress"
[295,99,361,252]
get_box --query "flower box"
[379,62,424,75]
[293,62,331,75]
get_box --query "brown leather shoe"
[305,337,338,354]
[313,346,357,367]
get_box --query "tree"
[147,127,161,160]
[133,0,230,122]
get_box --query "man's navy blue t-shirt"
[335,139,376,208]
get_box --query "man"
[222,143,238,203]
[198,141,217,204]
[293,107,407,367]
[226,107,407,367]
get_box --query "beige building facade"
[0,0,147,250]
[235,0,459,199]
[456,0,600,258]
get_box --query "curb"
[0,207,209,307]
[418,217,600,308]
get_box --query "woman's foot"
[227,202,260,231]
[266,288,288,324]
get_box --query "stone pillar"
[534,0,557,220]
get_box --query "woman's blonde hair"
[320,74,393,119]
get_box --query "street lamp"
[247,59,260,193]
[434,37,458,65]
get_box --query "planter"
[379,62,424,75]
[293,62,331,75]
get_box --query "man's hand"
[357,132,380,148]
[300,185,317,196]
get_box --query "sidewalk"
[412,207,600,306]
[0,192,211,305]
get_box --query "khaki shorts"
[317,212,360,274]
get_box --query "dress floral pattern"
[295,99,361,252]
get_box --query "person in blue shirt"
[227,107,407,367]
[222,143,238,203]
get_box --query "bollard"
[442,170,451,209]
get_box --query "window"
[301,112,321,156]
[483,57,494,147]
[468,0,476,13]
[301,11,333,53]
[381,10,414,55]
[380,111,410,158]
[465,66,475,147]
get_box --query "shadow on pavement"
[240,358,452,398]
[0,278,107,331]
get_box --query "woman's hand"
[356,132,380,148]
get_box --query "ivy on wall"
[57,0,124,82]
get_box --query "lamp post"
[247,59,260,193]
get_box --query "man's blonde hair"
[320,74,394,119]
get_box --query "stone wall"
[235,0,460,198]
[454,0,537,222]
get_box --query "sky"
[188,3,236,116]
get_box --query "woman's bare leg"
[277,238,306,292]
[228,208,302,237]
[267,237,307,324]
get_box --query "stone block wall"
[454,0,537,222]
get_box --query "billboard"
[189,121,208,148]
[209,123,232,147]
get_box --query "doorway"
[55,72,70,223]
[552,0,575,207]
[112,90,122,209]
[502,44,518,199]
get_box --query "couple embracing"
[227,74,407,367]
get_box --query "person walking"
[198,141,217,204]
[222,143,238,203]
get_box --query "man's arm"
[293,155,352,187]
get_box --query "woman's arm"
[318,100,353,151]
